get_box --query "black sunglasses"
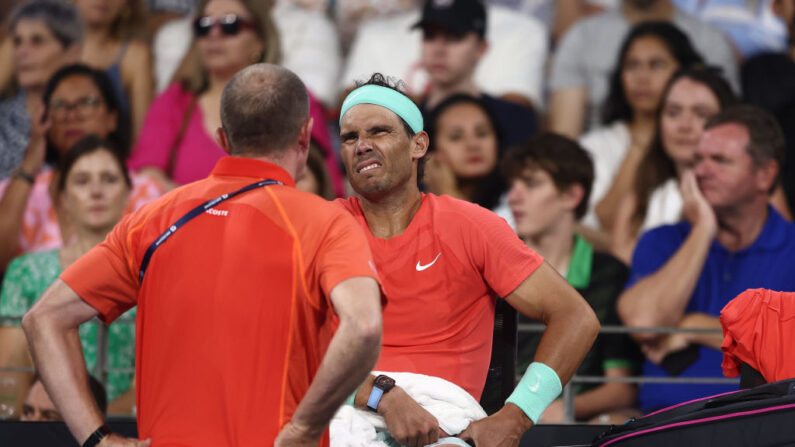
[194,14,258,38]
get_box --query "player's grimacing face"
[340,104,417,198]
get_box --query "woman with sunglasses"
[127,0,281,190]
[73,0,153,140]
[0,64,163,272]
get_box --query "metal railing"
[519,323,737,423]
[1,317,737,420]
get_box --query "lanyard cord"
[138,179,282,283]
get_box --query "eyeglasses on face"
[194,14,258,38]
[48,95,104,119]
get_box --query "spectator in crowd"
[548,0,738,139]
[579,22,703,243]
[335,74,599,446]
[0,136,135,415]
[151,0,341,107]
[129,0,280,190]
[0,64,163,272]
[673,0,792,60]
[501,133,641,424]
[335,0,418,49]
[74,0,154,140]
[0,0,82,181]
[415,0,538,147]
[20,374,107,421]
[296,143,336,200]
[340,0,548,112]
[610,67,738,263]
[133,0,344,196]
[424,94,512,222]
[618,104,795,413]
[271,0,342,108]
[742,53,795,219]
[23,63,382,447]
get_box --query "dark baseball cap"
[412,0,487,38]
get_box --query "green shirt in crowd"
[0,250,136,401]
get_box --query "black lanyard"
[138,179,282,283]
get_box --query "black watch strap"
[82,424,111,447]
[13,168,35,185]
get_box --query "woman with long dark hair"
[423,93,511,221]
[580,22,703,242]
[0,136,136,417]
[610,67,739,263]
[0,64,163,271]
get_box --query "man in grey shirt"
[547,0,738,138]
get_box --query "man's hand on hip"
[274,421,322,447]
[379,385,445,447]
[459,403,532,447]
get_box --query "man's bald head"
[220,64,309,155]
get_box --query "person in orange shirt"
[21,64,383,447]
[336,74,600,447]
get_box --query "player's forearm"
[617,223,714,336]
[290,314,382,437]
[532,297,599,386]
[22,308,105,444]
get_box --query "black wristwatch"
[13,168,35,185]
[82,424,112,447]
[366,374,396,412]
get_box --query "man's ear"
[297,117,314,156]
[476,39,489,62]
[756,159,779,193]
[562,183,585,213]
[216,127,232,155]
[411,131,430,161]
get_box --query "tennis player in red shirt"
[336,74,600,447]
[22,65,383,447]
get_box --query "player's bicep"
[26,279,100,330]
[504,262,584,323]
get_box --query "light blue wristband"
[506,362,562,424]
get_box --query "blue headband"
[339,84,424,133]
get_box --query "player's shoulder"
[428,193,498,216]
[425,193,508,231]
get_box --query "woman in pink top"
[129,0,343,195]
[0,64,163,271]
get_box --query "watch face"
[374,375,396,391]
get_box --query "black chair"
[480,299,519,414]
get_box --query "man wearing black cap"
[415,0,538,147]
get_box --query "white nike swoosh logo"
[528,372,541,393]
[415,253,442,271]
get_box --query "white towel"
[330,372,487,447]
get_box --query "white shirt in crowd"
[341,4,549,110]
[580,121,683,232]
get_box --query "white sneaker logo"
[416,253,442,271]
[528,372,541,393]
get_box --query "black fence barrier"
[0,420,608,447]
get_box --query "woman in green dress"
[0,135,136,417]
